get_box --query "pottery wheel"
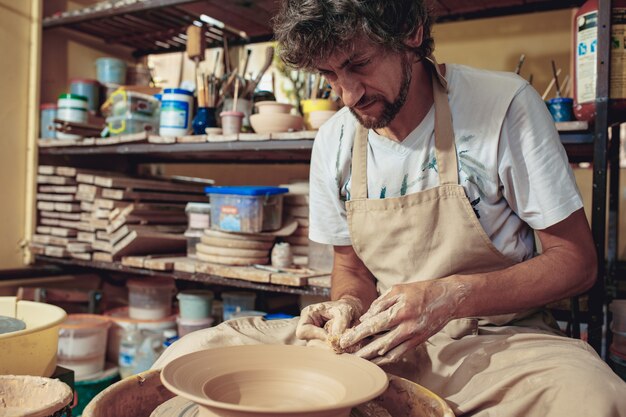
[151,394,394,417]
[0,315,26,335]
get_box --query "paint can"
[56,93,88,140]
[96,57,127,85]
[70,78,100,112]
[159,88,194,137]
[546,97,574,122]
[40,103,57,139]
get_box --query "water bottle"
[118,324,142,378]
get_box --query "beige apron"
[154,61,626,417]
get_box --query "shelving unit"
[33,0,622,355]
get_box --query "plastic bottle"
[572,0,626,122]
[118,324,142,378]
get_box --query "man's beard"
[349,56,412,129]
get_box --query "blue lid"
[163,88,193,97]
[154,93,162,100]
[204,186,289,196]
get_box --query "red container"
[572,0,626,123]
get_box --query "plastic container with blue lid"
[205,186,289,233]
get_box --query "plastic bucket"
[57,314,111,379]
[103,307,176,363]
[96,57,127,85]
[127,277,175,320]
[176,290,214,319]
[221,291,256,321]
[70,78,100,112]
[0,297,67,377]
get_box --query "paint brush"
[541,68,562,100]
[515,54,526,75]
[551,60,562,98]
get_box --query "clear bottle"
[118,324,142,378]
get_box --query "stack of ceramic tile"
[281,183,310,266]
[32,165,210,262]
[195,229,276,266]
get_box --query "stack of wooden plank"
[32,166,210,262]
[32,166,87,259]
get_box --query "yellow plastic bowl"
[0,297,67,377]
[301,99,337,129]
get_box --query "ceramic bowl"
[250,113,304,134]
[254,101,294,114]
[160,344,389,417]
[308,110,337,130]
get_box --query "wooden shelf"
[38,135,591,164]
[38,139,315,164]
[34,255,330,297]
[42,0,586,57]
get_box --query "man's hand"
[296,295,364,347]
[339,279,469,365]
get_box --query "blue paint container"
[96,57,127,85]
[70,78,100,112]
[546,97,574,122]
[40,103,57,139]
[176,290,214,320]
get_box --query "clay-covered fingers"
[296,303,332,341]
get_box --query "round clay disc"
[196,243,270,258]
[196,252,269,266]
[0,315,26,335]
[203,229,275,242]
[200,235,275,250]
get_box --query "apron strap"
[350,56,459,200]
[428,57,459,186]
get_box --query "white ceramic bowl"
[250,113,304,134]
[160,345,389,417]
[308,110,337,129]
[254,101,294,114]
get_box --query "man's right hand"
[296,295,364,344]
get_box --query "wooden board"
[177,134,207,143]
[40,211,82,221]
[194,262,272,283]
[144,256,186,271]
[36,175,77,185]
[271,130,317,140]
[111,230,186,259]
[40,217,60,226]
[70,252,92,261]
[148,135,176,144]
[44,246,70,258]
[67,242,92,252]
[38,185,78,194]
[174,258,198,273]
[101,188,207,203]
[196,252,269,266]
[49,227,77,238]
[36,193,77,202]
[93,252,113,262]
[269,273,309,287]
[55,166,79,177]
[38,165,55,175]
[93,175,205,194]
[77,232,96,243]
[308,275,331,288]
[31,234,73,247]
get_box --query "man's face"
[316,38,413,129]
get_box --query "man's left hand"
[339,279,468,365]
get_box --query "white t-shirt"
[308,64,583,264]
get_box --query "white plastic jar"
[159,88,194,137]
[57,93,89,140]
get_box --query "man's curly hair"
[273,0,434,71]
